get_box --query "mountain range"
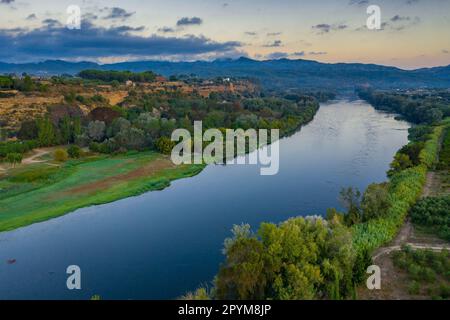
[1,57,449,91]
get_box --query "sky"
[0,0,449,69]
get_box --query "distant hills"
[1,57,449,91]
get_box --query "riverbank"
[357,121,450,300]
[0,98,324,233]
[0,151,205,232]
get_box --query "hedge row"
[352,122,447,253]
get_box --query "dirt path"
[422,172,439,198]
[22,148,51,165]
[0,148,54,174]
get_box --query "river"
[0,100,410,299]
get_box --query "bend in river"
[0,100,410,299]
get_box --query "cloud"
[83,13,98,22]
[309,51,328,55]
[176,17,203,27]
[103,7,135,20]
[244,31,257,36]
[382,15,421,31]
[266,52,289,60]
[443,49,449,54]
[0,0,15,4]
[312,23,348,34]
[158,26,175,33]
[42,19,62,28]
[26,14,37,20]
[267,32,282,36]
[348,0,369,6]
[263,40,282,47]
[292,51,305,57]
[0,21,242,62]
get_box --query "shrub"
[54,148,69,162]
[67,145,82,158]
[408,281,420,295]
[155,137,175,155]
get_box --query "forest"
[357,87,450,124]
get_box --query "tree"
[107,117,131,138]
[18,120,38,140]
[88,121,106,142]
[115,127,147,151]
[339,187,362,226]
[388,153,413,176]
[60,116,73,144]
[361,183,391,221]
[6,153,22,167]
[215,217,355,300]
[36,117,56,147]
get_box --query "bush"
[155,137,175,155]
[408,281,420,295]
[54,149,69,162]
[67,145,82,158]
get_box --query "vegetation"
[188,118,449,300]
[392,246,450,299]
[352,124,445,254]
[357,88,450,124]
[78,70,157,83]
[6,152,22,167]
[54,148,69,162]
[0,152,205,232]
[215,218,355,300]
[411,196,450,241]
[67,145,82,159]
[0,74,48,92]
[438,128,450,170]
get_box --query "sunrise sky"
[0,0,449,69]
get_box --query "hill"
[0,58,449,90]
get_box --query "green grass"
[0,151,205,232]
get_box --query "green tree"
[361,183,391,221]
[215,217,355,300]
[339,187,362,226]
[37,117,56,147]
[6,153,23,167]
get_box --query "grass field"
[0,151,204,232]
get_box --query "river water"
[0,100,410,299]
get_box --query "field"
[0,151,204,232]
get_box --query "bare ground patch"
[61,157,175,196]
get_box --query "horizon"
[1,56,449,72]
[0,0,449,69]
